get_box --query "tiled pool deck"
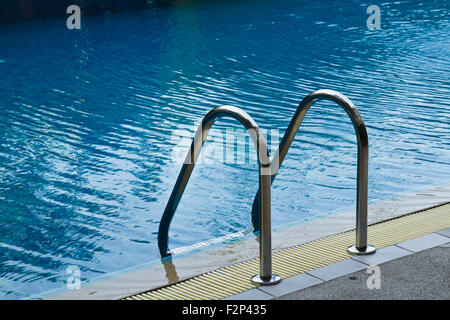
[48,186,450,300]
[124,203,450,300]
[228,230,450,300]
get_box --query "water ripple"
[0,0,449,299]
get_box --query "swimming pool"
[0,0,449,299]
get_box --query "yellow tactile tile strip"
[124,202,450,300]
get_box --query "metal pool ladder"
[157,89,376,286]
[157,105,281,285]
[251,89,376,255]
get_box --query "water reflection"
[162,258,179,284]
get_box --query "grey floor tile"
[306,259,367,281]
[436,228,450,238]
[223,288,274,300]
[274,246,449,300]
[351,245,412,265]
[258,273,323,297]
[396,233,450,252]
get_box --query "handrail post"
[251,89,376,256]
[251,153,281,285]
[158,106,281,285]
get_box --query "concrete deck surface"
[275,245,449,300]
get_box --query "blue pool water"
[0,0,449,299]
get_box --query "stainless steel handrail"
[251,89,376,255]
[157,105,281,285]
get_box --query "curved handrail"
[251,89,375,255]
[157,105,280,284]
